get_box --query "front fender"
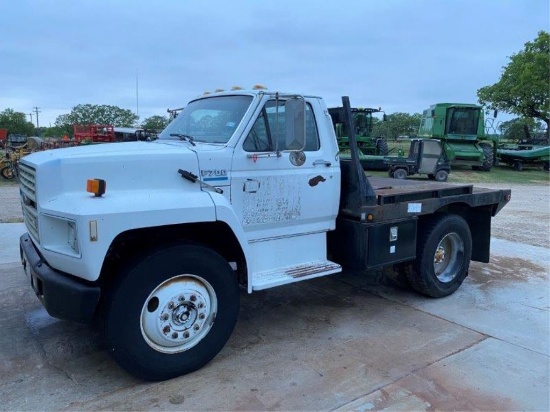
[38,189,216,282]
[208,192,252,288]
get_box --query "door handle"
[313,160,331,167]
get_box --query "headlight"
[40,215,81,257]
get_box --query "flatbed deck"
[361,176,510,220]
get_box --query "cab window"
[243,101,320,152]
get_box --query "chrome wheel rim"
[433,232,464,283]
[140,274,217,353]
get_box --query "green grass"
[368,165,549,185]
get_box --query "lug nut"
[179,295,185,301]
[163,326,171,334]
[199,313,205,320]
[190,295,197,302]
[162,313,169,321]
[172,332,178,339]
[197,303,204,309]
[193,324,200,331]
[183,331,190,338]
[168,302,174,309]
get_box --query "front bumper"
[20,233,101,323]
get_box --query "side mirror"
[284,97,306,151]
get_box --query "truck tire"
[406,214,472,298]
[513,160,523,172]
[104,243,240,381]
[480,143,494,171]
[393,168,408,179]
[376,139,389,156]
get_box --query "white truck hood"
[21,141,200,201]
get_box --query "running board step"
[251,260,342,291]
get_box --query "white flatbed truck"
[18,92,511,380]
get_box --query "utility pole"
[28,113,33,123]
[136,69,140,126]
[32,106,41,129]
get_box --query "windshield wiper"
[170,133,196,146]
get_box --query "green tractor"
[329,106,389,170]
[418,103,498,171]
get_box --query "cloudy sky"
[0,0,548,127]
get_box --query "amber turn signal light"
[87,179,106,197]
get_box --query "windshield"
[446,107,480,135]
[159,95,253,143]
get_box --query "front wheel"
[376,139,389,156]
[406,214,472,298]
[104,243,240,381]
[480,143,494,171]
[434,169,449,182]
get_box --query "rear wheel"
[104,243,240,381]
[406,214,472,298]
[513,160,523,172]
[393,168,408,179]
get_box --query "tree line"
[0,105,170,138]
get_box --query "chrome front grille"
[18,163,39,242]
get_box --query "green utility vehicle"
[418,103,497,171]
[329,106,389,170]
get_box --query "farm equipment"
[418,103,498,171]
[73,125,115,143]
[329,106,389,170]
[0,129,27,150]
[113,127,159,142]
[1,148,22,180]
[0,129,7,149]
[497,145,550,171]
[0,137,43,180]
[385,139,451,181]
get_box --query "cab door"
[230,97,340,244]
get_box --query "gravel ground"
[2,182,549,247]
[0,185,21,223]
